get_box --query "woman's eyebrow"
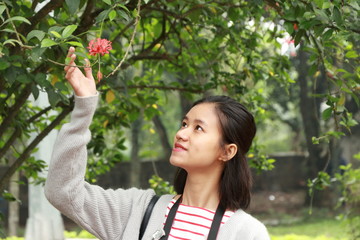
[182,116,207,126]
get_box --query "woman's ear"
[219,143,237,162]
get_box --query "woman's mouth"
[173,143,187,152]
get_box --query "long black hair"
[173,95,256,210]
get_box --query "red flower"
[293,23,299,31]
[87,38,112,56]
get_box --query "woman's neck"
[181,171,221,211]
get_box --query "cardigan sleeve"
[44,94,155,240]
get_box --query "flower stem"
[98,54,101,72]
[47,58,98,68]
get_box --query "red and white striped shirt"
[164,199,235,240]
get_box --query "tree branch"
[0,96,74,165]
[264,0,283,15]
[27,106,52,124]
[18,0,66,36]
[349,28,360,34]
[113,84,203,93]
[0,127,22,162]
[74,0,99,36]
[0,106,72,192]
[0,84,33,140]
[31,0,39,11]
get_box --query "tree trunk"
[297,47,328,177]
[296,47,332,207]
[152,115,172,159]
[340,98,360,166]
[130,117,142,188]
[8,171,19,236]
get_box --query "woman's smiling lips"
[173,143,187,152]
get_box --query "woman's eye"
[195,125,203,131]
[181,122,187,128]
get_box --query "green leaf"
[0,59,10,70]
[3,39,22,46]
[0,28,16,34]
[143,0,150,4]
[109,10,117,21]
[333,6,343,27]
[3,16,31,25]
[0,5,6,16]
[340,87,352,94]
[49,26,65,35]
[29,47,46,62]
[132,8,138,18]
[31,85,40,100]
[314,0,323,8]
[314,9,329,23]
[41,38,58,48]
[349,1,360,10]
[50,31,62,38]
[323,29,334,40]
[62,25,78,38]
[117,9,130,22]
[96,9,111,23]
[65,0,80,15]
[294,29,305,46]
[54,81,69,92]
[322,2,331,9]
[2,190,17,202]
[345,50,358,59]
[283,21,294,34]
[322,107,333,120]
[27,30,46,41]
[308,64,318,77]
[303,12,315,20]
[116,3,130,14]
[16,74,31,83]
[326,131,346,139]
[103,0,112,5]
[66,41,84,48]
[47,89,61,107]
[314,25,325,36]
[336,68,349,74]
[35,73,48,86]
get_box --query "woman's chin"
[169,155,183,168]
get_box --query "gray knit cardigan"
[44,94,270,240]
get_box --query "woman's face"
[169,103,224,173]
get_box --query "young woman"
[45,47,270,240]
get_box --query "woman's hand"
[64,47,97,97]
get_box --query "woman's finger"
[64,54,77,72]
[64,47,76,71]
[65,66,75,80]
[84,59,94,80]
[67,47,75,57]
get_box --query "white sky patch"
[35,0,53,17]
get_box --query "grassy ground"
[268,218,347,240]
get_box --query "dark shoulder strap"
[161,196,182,240]
[139,195,160,240]
[207,203,225,240]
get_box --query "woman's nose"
[175,128,189,141]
